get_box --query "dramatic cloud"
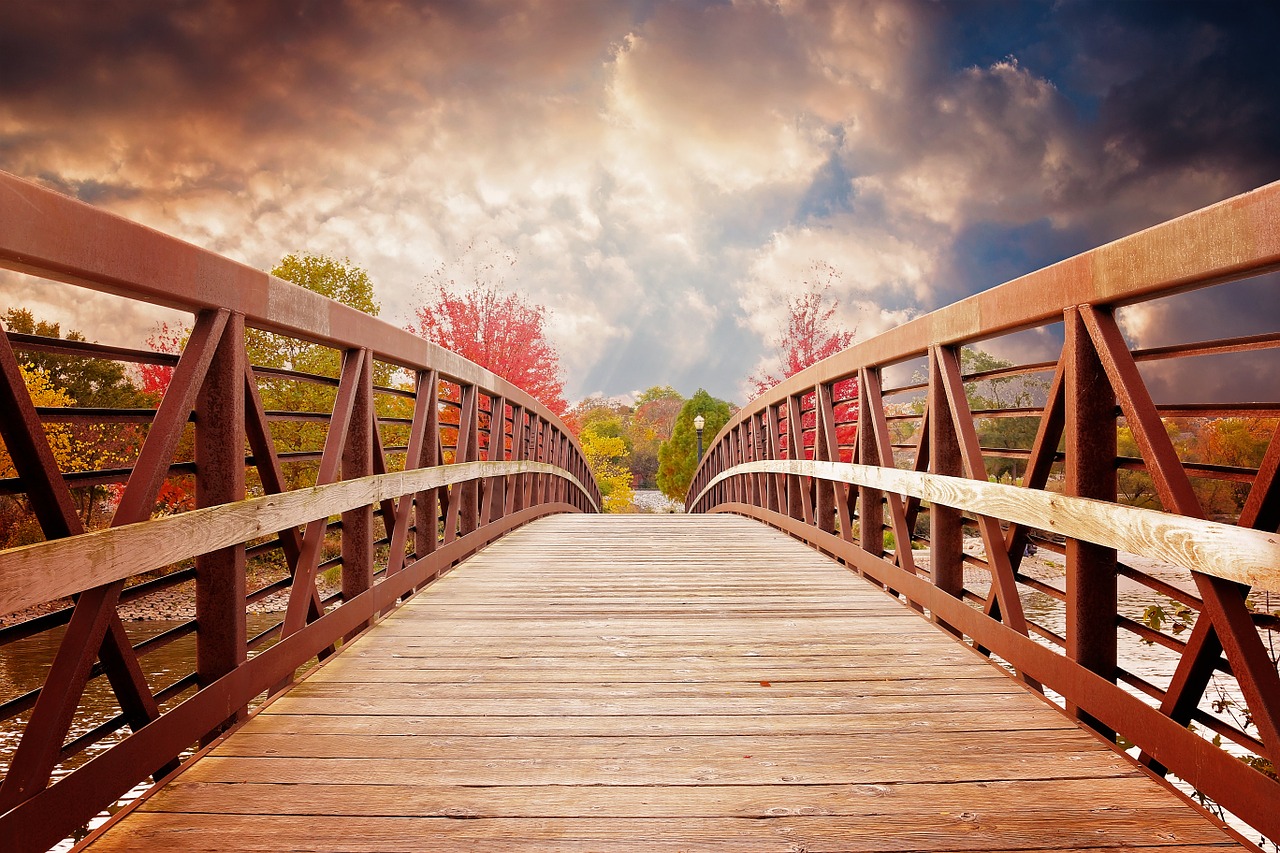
[1,0,1277,403]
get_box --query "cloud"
[1,0,1276,407]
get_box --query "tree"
[899,347,1048,480]
[747,262,857,398]
[408,244,568,417]
[3,309,149,409]
[746,264,858,459]
[138,254,395,494]
[657,389,734,502]
[960,348,1047,482]
[1185,417,1272,520]
[1,309,151,529]
[579,409,634,512]
[629,385,683,488]
[0,364,77,549]
[257,254,402,487]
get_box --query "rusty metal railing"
[0,169,600,852]
[688,181,1280,844]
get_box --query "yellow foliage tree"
[0,363,75,479]
[581,430,633,513]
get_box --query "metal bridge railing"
[0,169,600,852]
[688,181,1280,844]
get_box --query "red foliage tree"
[747,263,858,460]
[139,321,185,399]
[408,249,568,418]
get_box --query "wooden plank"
[88,813,1235,852]
[136,777,1196,817]
[245,711,1075,737]
[83,515,1241,852]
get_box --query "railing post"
[786,395,809,522]
[857,374,883,558]
[414,370,441,560]
[508,406,527,514]
[341,348,375,634]
[1064,308,1118,734]
[929,346,964,631]
[483,396,507,524]
[194,312,247,731]
[814,383,836,534]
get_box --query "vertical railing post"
[195,311,246,732]
[1064,308,1119,734]
[786,395,809,522]
[341,349,374,635]
[765,408,782,514]
[414,370,441,560]
[929,346,964,632]
[814,383,836,534]
[483,396,507,524]
[508,406,527,514]
[857,372,883,558]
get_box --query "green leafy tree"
[903,347,1047,481]
[960,348,1046,482]
[2,309,150,409]
[657,389,733,502]
[254,254,401,488]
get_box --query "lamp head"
[693,414,705,431]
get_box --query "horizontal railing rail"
[0,168,601,852]
[688,180,1280,845]
[0,461,596,618]
[692,460,1280,592]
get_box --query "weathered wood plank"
[137,778,1183,817]
[87,812,1236,852]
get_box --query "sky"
[1,0,1278,405]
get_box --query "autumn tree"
[142,254,396,493]
[747,262,857,398]
[1,309,151,527]
[0,363,76,548]
[408,243,567,417]
[1184,417,1272,519]
[577,407,634,512]
[629,385,683,488]
[3,309,149,408]
[657,389,734,502]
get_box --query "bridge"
[0,169,1277,851]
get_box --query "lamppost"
[694,414,705,463]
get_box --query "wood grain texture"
[694,459,1280,591]
[82,515,1242,852]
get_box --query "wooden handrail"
[692,459,1280,591]
[0,460,597,617]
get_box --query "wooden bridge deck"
[84,515,1241,852]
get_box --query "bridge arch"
[688,180,1280,841]
[0,169,599,851]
